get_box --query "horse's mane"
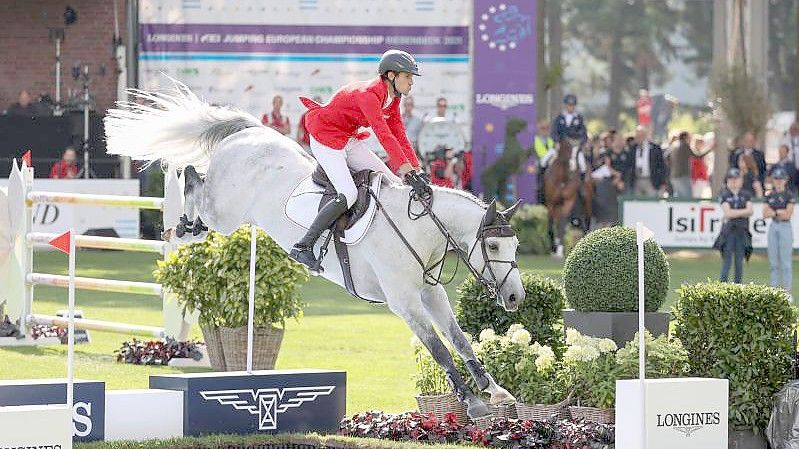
[431,185,489,209]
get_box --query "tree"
[767,0,797,111]
[564,0,679,127]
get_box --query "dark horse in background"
[543,139,593,257]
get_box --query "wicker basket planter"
[515,394,573,421]
[220,325,284,371]
[568,405,615,424]
[201,325,226,371]
[415,392,468,425]
[489,403,518,419]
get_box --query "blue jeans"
[720,232,746,283]
[768,221,793,291]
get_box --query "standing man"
[632,126,667,197]
[669,131,692,198]
[763,167,795,293]
[533,119,554,203]
[550,94,587,145]
[423,96,459,123]
[402,96,424,149]
[728,131,766,188]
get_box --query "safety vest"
[534,136,554,159]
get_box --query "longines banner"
[0,179,140,239]
[471,0,537,203]
[138,0,471,150]
[621,198,799,249]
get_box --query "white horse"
[104,83,525,418]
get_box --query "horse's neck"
[428,189,484,249]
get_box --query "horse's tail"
[104,77,262,174]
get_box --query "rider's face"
[391,72,414,96]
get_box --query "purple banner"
[140,23,468,55]
[471,1,537,204]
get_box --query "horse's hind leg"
[421,285,515,405]
[387,293,490,419]
[177,165,207,238]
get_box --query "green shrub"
[615,331,690,379]
[674,282,796,433]
[562,226,669,312]
[455,273,565,355]
[155,225,308,328]
[510,204,551,255]
[411,337,451,395]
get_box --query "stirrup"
[290,245,324,274]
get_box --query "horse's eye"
[488,243,499,251]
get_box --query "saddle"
[311,164,373,231]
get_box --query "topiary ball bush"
[455,273,565,355]
[563,226,669,312]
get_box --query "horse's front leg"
[421,286,516,406]
[388,295,491,419]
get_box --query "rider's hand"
[397,162,415,177]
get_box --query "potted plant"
[156,225,308,371]
[674,283,796,449]
[514,343,573,421]
[562,329,620,424]
[411,337,468,425]
[561,226,671,347]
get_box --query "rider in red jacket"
[290,49,422,272]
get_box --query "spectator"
[401,96,423,149]
[605,131,633,191]
[423,96,459,123]
[690,134,712,198]
[631,126,667,197]
[783,122,799,182]
[590,154,625,229]
[715,168,753,284]
[737,154,763,198]
[262,95,290,135]
[728,131,766,187]
[550,94,587,144]
[461,150,473,191]
[669,131,692,198]
[533,120,554,203]
[50,146,78,179]
[429,148,460,188]
[6,90,37,117]
[768,144,796,190]
[296,96,321,153]
[763,167,795,293]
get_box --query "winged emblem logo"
[674,425,703,437]
[200,386,336,430]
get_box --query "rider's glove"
[405,171,432,200]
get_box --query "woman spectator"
[763,167,795,293]
[262,95,291,136]
[690,134,712,198]
[714,168,753,284]
[737,154,763,198]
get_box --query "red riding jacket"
[299,76,420,172]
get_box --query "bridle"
[369,188,520,303]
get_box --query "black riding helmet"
[378,49,421,97]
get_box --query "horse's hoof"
[175,224,186,238]
[489,387,516,405]
[465,398,492,419]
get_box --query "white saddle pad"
[284,173,382,245]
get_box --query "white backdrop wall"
[138,0,472,149]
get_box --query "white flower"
[530,342,542,354]
[537,345,555,359]
[597,338,618,353]
[581,345,601,362]
[564,344,600,363]
[535,351,555,372]
[507,323,525,336]
[510,329,532,346]
[566,328,584,346]
[479,328,496,342]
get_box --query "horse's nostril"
[508,294,517,303]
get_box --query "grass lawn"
[0,248,796,415]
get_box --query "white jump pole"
[246,225,257,374]
[66,230,76,411]
[636,222,653,449]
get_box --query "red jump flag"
[21,149,32,167]
[48,230,71,255]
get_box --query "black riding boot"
[289,194,348,273]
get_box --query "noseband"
[468,215,518,302]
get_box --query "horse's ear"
[501,200,522,221]
[484,200,497,225]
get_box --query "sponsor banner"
[0,179,140,239]
[616,378,728,449]
[0,379,105,442]
[621,198,799,249]
[0,405,73,449]
[471,0,537,203]
[150,370,346,435]
[139,0,471,153]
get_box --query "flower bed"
[115,338,203,365]
[338,410,615,448]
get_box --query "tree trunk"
[547,0,562,118]
[796,1,799,116]
[536,0,548,121]
[605,30,624,128]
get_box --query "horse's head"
[555,139,574,163]
[469,199,525,312]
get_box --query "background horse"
[104,82,526,419]
[543,139,593,257]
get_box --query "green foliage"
[712,63,771,139]
[455,273,565,355]
[154,225,308,328]
[673,282,797,432]
[411,338,451,395]
[510,204,551,255]
[515,342,570,405]
[473,326,536,398]
[615,331,690,379]
[562,226,669,312]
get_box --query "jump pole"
[246,225,257,374]
[636,222,654,449]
